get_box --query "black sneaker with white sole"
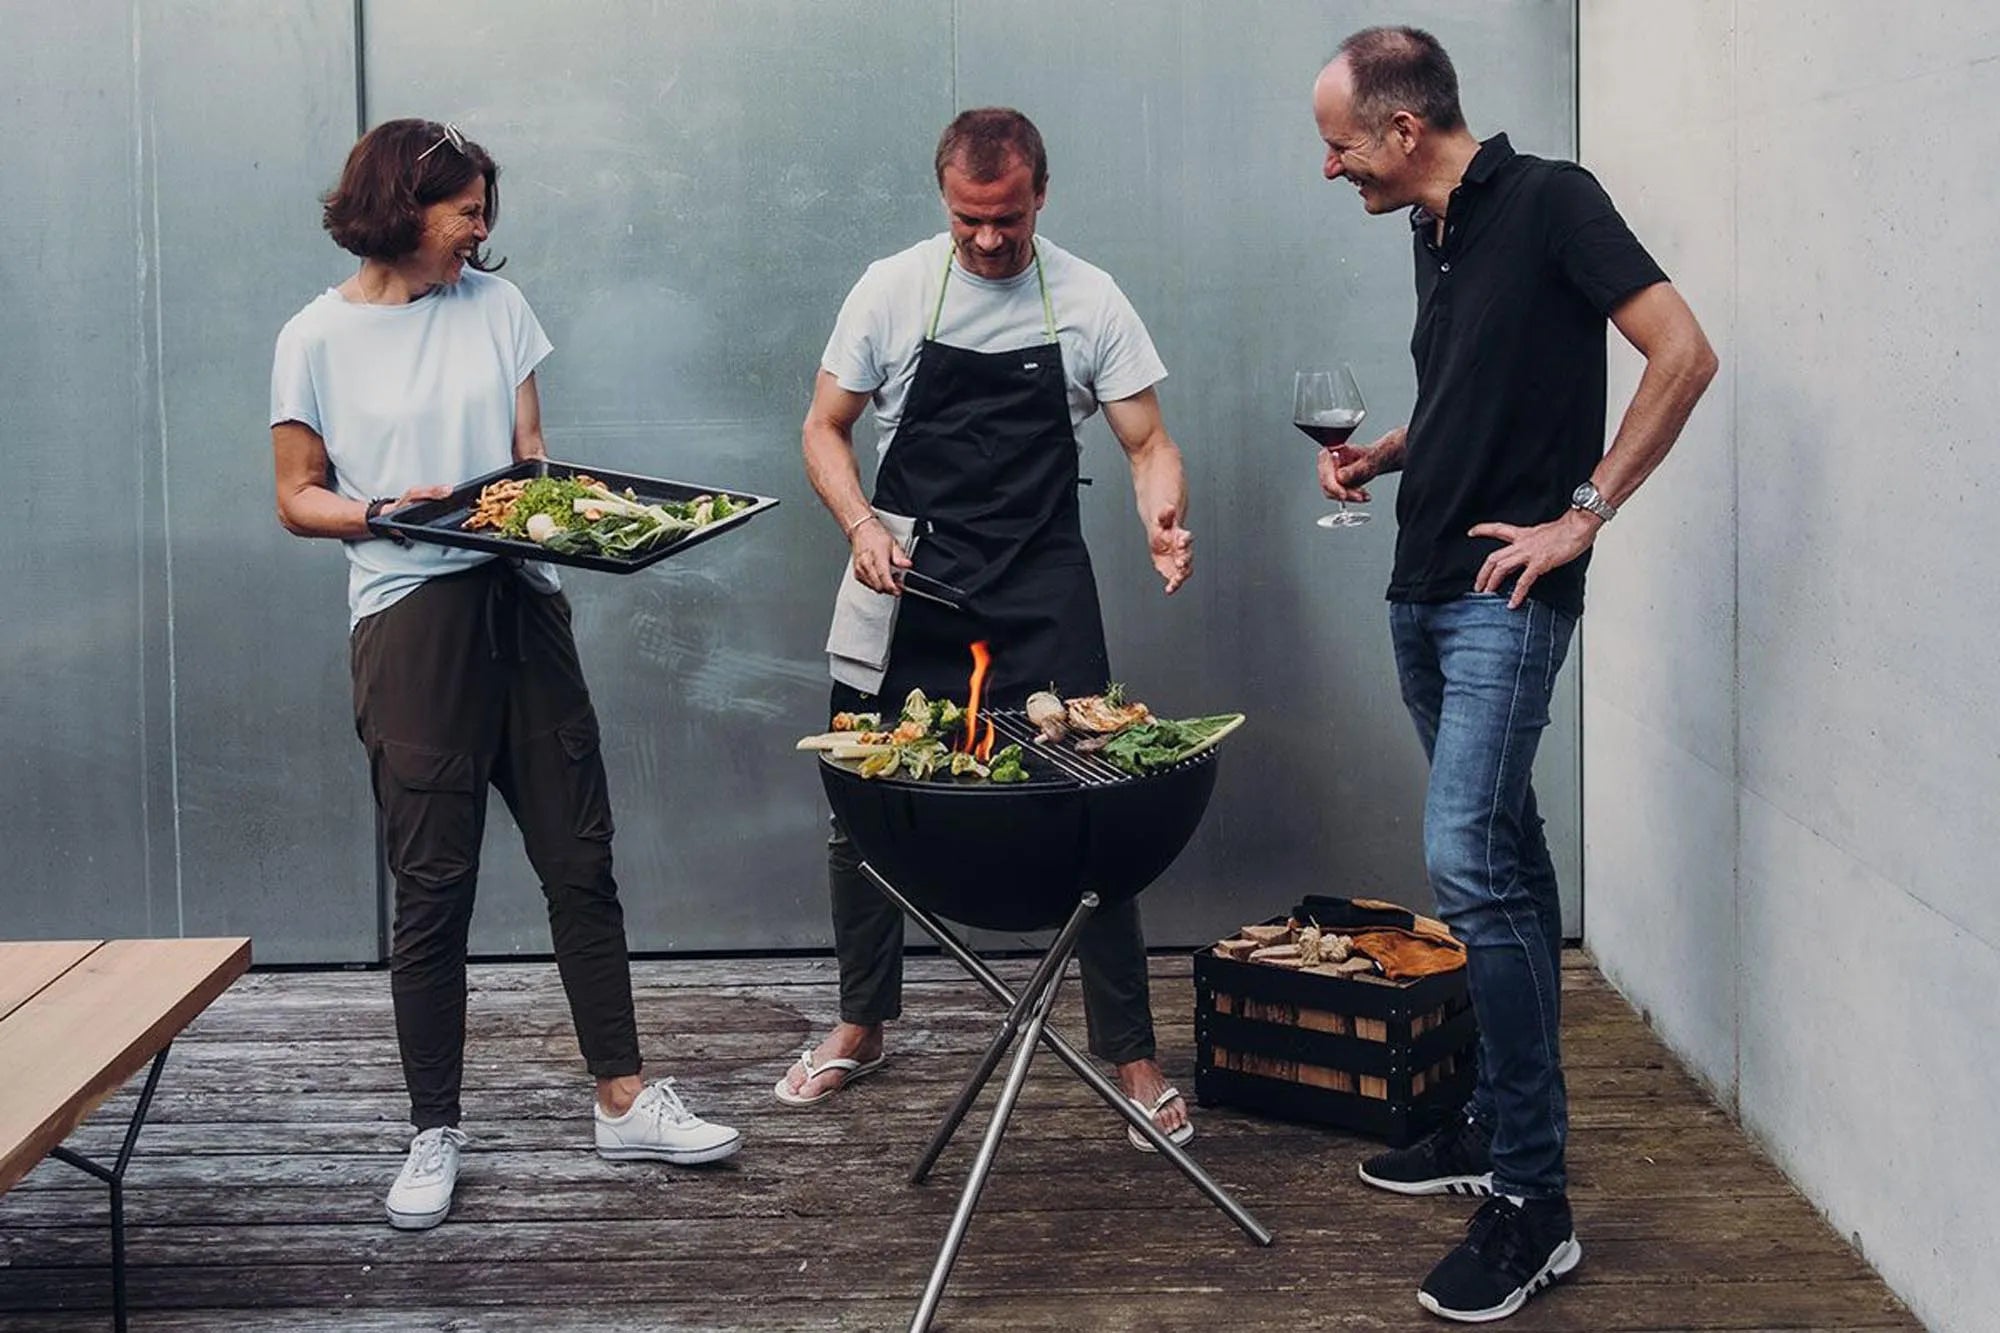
[1419,1194,1582,1323]
[1358,1113,1494,1196]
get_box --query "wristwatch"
[1570,481,1617,522]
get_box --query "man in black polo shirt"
[1310,25,1717,1324]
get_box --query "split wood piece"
[1239,999,1297,1025]
[1296,1007,1352,1036]
[1237,924,1292,946]
[1247,944,1303,968]
[1238,1053,1297,1082]
[1297,1062,1358,1094]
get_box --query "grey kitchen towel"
[826,509,919,694]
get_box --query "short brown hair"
[934,107,1048,195]
[321,119,504,269]
[1336,26,1466,133]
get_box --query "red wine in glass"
[1293,366,1371,528]
[1294,409,1364,448]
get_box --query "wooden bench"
[0,937,251,1331]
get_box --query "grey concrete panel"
[1735,66,2000,953]
[1579,0,1741,1071]
[0,4,166,940]
[360,1,956,952]
[145,1,376,961]
[1582,4,2000,1329]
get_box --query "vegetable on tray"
[465,474,750,558]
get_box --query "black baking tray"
[368,458,780,574]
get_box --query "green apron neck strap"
[928,243,953,338]
[1032,241,1056,341]
[929,240,1058,342]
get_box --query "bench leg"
[50,1044,172,1333]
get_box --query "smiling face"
[940,153,1044,280]
[1313,59,1416,214]
[411,179,490,286]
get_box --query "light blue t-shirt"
[270,269,556,627]
[820,233,1168,458]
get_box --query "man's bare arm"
[1102,387,1194,595]
[804,369,910,594]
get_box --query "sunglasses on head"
[415,122,465,163]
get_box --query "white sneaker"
[385,1126,469,1230]
[595,1078,742,1165]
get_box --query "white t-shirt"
[270,269,556,627]
[820,233,1167,456]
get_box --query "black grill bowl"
[819,750,1219,932]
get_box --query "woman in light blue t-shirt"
[270,120,741,1232]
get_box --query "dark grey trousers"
[351,560,643,1130]
[826,818,1157,1065]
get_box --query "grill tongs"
[894,569,970,612]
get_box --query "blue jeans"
[1390,593,1576,1199]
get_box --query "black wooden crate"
[1193,917,1477,1146]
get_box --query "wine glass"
[1293,366,1371,529]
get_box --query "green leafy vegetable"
[503,477,598,540]
[494,476,752,558]
[1098,714,1244,776]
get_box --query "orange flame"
[960,641,992,756]
[977,718,996,763]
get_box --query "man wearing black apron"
[788,109,1197,1149]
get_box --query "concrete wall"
[1580,4,2000,1329]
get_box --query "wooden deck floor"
[0,951,1917,1332]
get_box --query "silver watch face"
[1572,483,1595,507]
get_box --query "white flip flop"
[772,1047,888,1107]
[1125,1086,1196,1152]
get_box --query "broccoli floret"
[987,743,1029,784]
[933,699,964,734]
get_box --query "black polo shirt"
[1391,133,1667,617]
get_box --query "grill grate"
[986,710,1153,788]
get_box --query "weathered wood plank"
[64,1058,1718,1131]
[0,1302,1929,1333]
[0,1208,1886,1282]
[0,1262,1919,1330]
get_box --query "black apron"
[831,242,1110,717]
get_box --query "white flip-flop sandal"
[1125,1086,1196,1152]
[772,1046,887,1107]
